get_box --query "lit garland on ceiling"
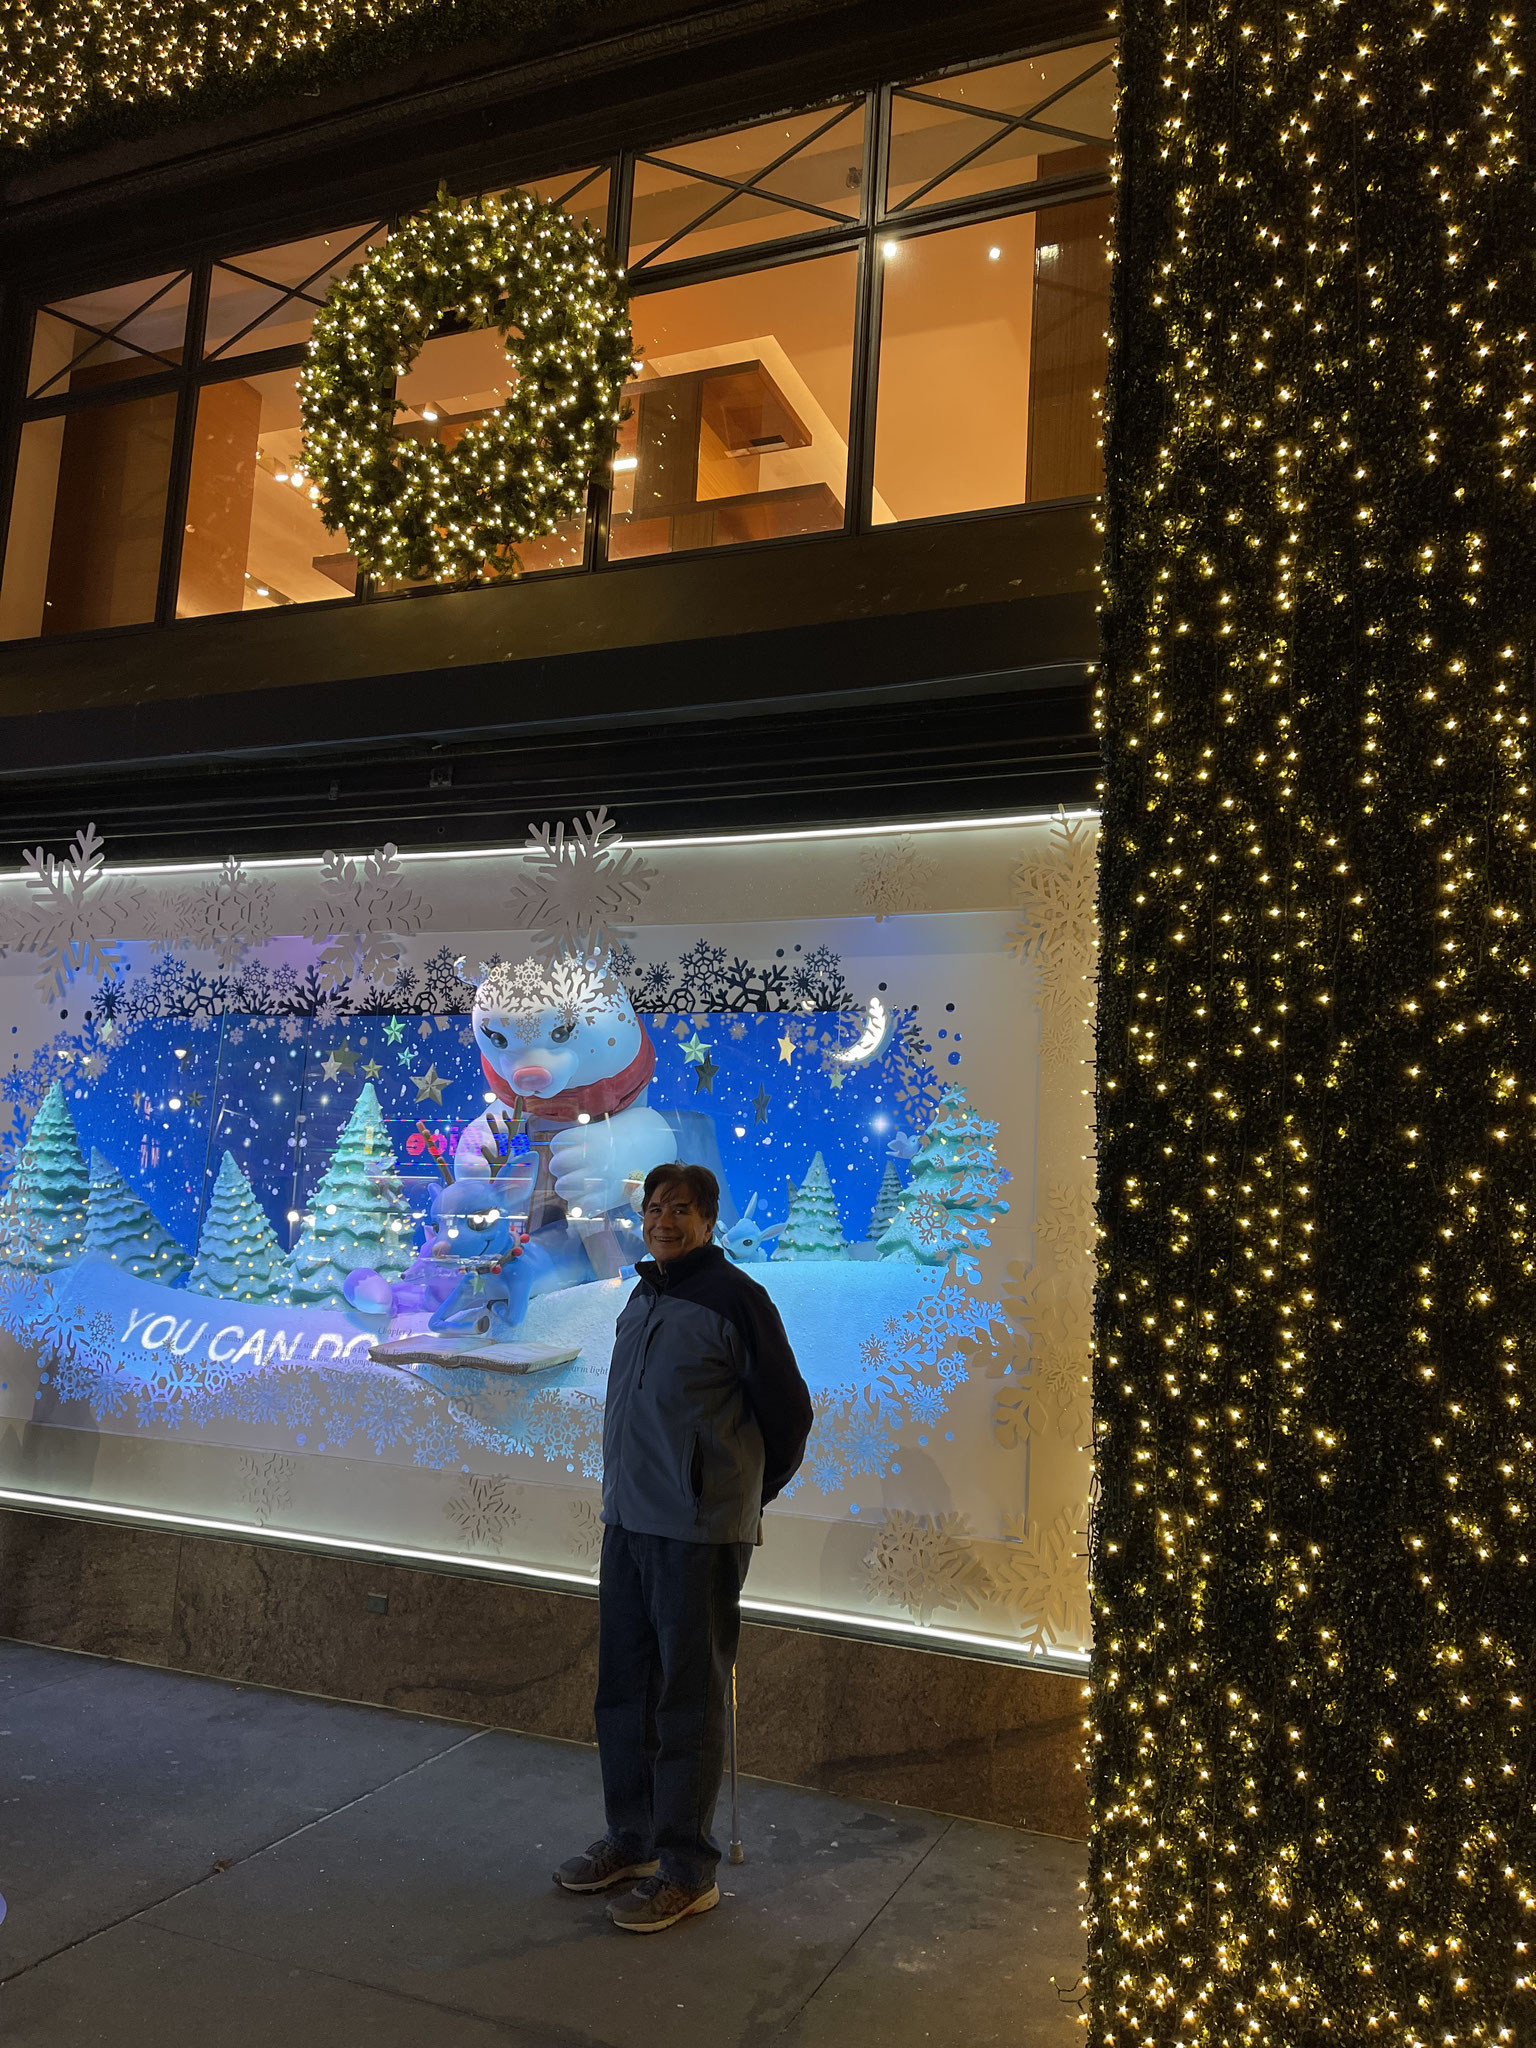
[0,0,597,161]
[1089,0,1534,2037]
[298,189,631,585]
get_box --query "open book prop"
[369,1329,580,1375]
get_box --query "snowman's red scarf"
[479,1027,657,1125]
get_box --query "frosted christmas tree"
[772,1151,845,1261]
[87,1149,191,1284]
[866,1160,906,1242]
[285,1082,412,1309]
[876,1084,1009,1282]
[187,1152,289,1304]
[0,1083,90,1277]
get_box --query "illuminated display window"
[0,812,1097,1664]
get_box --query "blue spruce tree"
[187,1152,289,1305]
[0,1083,90,1278]
[87,1149,190,1284]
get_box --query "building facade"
[0,0,1112,1834]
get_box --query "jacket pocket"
[685,1430,704,1506]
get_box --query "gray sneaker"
[553,1838,660,1893]
[607,1874,721,1933]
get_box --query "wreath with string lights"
[298,189,632,584]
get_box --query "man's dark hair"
[641,1162,720,1224]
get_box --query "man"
[554,1162,813,1933]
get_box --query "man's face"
[641,1184,714,1264]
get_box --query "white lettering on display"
[109,1315,380,1369]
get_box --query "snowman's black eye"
[482,1026,508,1050]
[550,1022,576,1044]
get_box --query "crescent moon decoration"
[833,996,893,1066]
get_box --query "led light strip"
[0,1485,1088,1672]
[0,807,1101,884]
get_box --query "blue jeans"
[595,1524,753,1890]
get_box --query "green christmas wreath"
[298,189,632,584]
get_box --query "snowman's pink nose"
[512,1064,553,1093]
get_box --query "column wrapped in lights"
[1090,0,1534,2042]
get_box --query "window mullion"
[847,85,888,536]
[156,256,211,628]
[590,153,633,572]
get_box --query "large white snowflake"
[863,1509,993,1622]
[148,856,275,967]
[994,1507,1090,1653]
[237,1451,295,1526]
[1007,812,1099,1025]
[981,1256,1092,1447]
[505,808,655,961]
[302,843,429,989]
[444,1472,518,1549]
[0,823,142,999]
[1038,1179,1099,1262]
[853,835,937,921]
[568,1497,602,1561]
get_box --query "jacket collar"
[636,1243,726,1292]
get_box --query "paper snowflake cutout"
[506,808,655,961]
[443,1472,518,1550]
[981,1257,1092,1446]
[568,1497,602,1561]
[1,823,142,1000]
[1007,812,1099,1023]
[475,953,624,1036]
[149,856,275,968]
[237,1451,295,1526]
[995,1507,1089,1652]
[863,1510,993,1622]
[303,843,429,989]
[853,835,937,921]
[1038,1179,1099,1262]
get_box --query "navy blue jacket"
[601,1244,814,1544]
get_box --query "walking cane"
[727,1661,744,1865]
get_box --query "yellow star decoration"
[362,1059,382,1080]
[777,1032,795,1063]
[413,1065,448,1104]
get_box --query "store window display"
[0,813,1096,1663]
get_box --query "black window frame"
[0,28,1114,650]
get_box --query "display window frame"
[0,28,1115,647]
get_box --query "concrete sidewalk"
[0,1638,1086,2047]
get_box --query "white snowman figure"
[454,955,678,1217]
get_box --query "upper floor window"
[0,38,1115,644]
